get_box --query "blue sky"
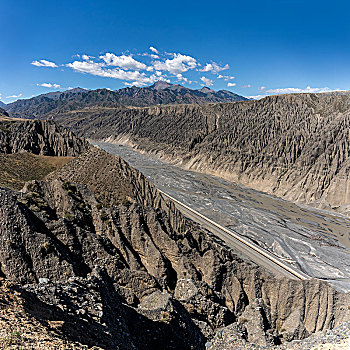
[1,0,350,103]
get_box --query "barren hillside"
[55,91,350,213]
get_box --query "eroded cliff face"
[56,91,350,213]
[0,147,349,349]
[0,119,89,156]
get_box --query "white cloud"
[249,86,343,100]
[123,82,133,86]
[176,73,188,82]
[36,83,61,89]
[248,95,266,100]
[124,76,170,87]
[265,86,336,94]
[200,62,229,73]
[82,54,92,60]
[31,59,58,68]
[153,53,197,74]
[141,53,160,59]
[67,60,164,86]
[100,53,148,70]
[6,94,22,99]
[200,76,213,86]
[217,74,235,81]
[227,82,236,87]
[62,48,238,88]
[67,60,106,76]
[149,46,159,54]
[242,84,252,88]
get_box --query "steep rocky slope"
[55,91,350,213]
[0,107,9,118]
[0,146,349,348]
[0,119,89,156]
[5,82,246,119]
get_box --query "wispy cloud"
[6,93,22,99]
[249,86,343,100]
[141,52,159,59]
[37,83,61,89]
[265,86,336,94]
[31,59,58,68]
[248,95,266,100]
[149,46,159,54]
[242,84,252,88]
[227,82,236,87]
[217,74,235,81]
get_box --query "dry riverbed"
[94,141,350,292]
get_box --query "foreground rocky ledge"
[0,146,349,349]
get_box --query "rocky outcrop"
[0,147,349,348]
[0,119,89,156]
[46,146,163,209]
[54,91,350,214]
[0,107,9,118]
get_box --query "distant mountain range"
[113,81,247,107]
[4,88,123,119]
[4,82,247,119]
[0,101,6,109]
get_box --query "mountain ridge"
[4,82,247,119]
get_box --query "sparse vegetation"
[122,198,131,207]
[0,331,23,348]
[185,303,195,314]
[160,311,172,324]
[100,209,109,222]
[42,241,51,250]
[0,153,72,191]
[64,210,75,221]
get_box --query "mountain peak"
[66,87,87,93]
[199,87,214,93]
[150,81,173,91]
